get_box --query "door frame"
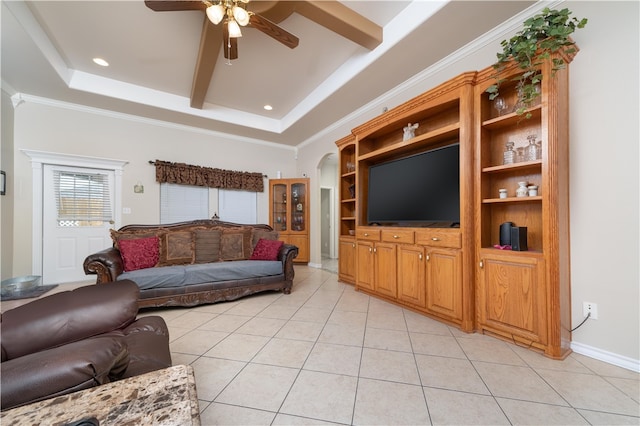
[320,186,336,259]
[22,150,128,276]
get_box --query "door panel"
[43,165,114,284]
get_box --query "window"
[218,189,257,224]
[53,170,113,227]
[160,183,209,224]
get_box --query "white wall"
[10,101,297,277]
[1,91,16,280]
[297,1,639,366]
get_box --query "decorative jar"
[499,189,508,199]
[503,141,516,165]
[528,185,538,196]
[525,134,540,161]
[516,181,528,197]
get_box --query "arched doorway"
[318,153,338,273]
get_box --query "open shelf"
[483,196,542,203]
[358,123,460,162]
[481,105,542,130]
[482,160,542,173]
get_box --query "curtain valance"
[153,160,264,192]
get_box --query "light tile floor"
[140,266,640,426]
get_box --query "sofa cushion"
[158,230,194,266]
[119,236,160,271]
[117,261,283,290]
[118,265,186,290]
[110,229,162,249]
[251,229,279,249]
[193,228,222,264]
[220,228,252,261]
[183,261,283,286]
[250,238,284,260]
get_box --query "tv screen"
[367,143,460,226]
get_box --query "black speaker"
[500,222,514,246]
[511,226,528,251]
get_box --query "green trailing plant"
[486,7,587,117]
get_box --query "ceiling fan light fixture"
[206,4,225,25]
[232,5,249,26]
[228,18,242,38]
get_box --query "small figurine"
[403,123,419,141]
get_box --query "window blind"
[218,189,257,224]
[160,183,209,224]
[53,170,113,222]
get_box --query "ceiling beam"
[294,1,382,50]
[255,1,383,50]
[190,18,222,109]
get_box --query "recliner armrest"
[1,281,139,360]
[83,247,124,284]
[0,335,129,410]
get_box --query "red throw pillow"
[250,238,284,261]
[119,236,160,271]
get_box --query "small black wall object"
[500,222,514,246]
[511,226,528,251]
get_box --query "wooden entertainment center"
[336,52,574,359]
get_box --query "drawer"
[356,228,380,241]
[415,230,461,248]
[381,229,414,244]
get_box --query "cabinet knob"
[352,243,356,248]
[479,260,484,269]
[419,253,423,260]
[426,254,430,261]
[393,235,399,239]
[369,247,372,253]
[373,247,377,253]
[432,237,439,241]
[364,233,369,237]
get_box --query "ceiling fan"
[144,0,383,109]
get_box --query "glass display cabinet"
[269,178,309,263]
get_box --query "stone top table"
[1,364,200,426]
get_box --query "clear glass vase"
[525,134,539,162]
[503,141,516,165]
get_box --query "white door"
[42,165,115,284]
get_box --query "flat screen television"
[367,143,460,226]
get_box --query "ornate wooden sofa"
[83,220,298,308]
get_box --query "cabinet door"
[290,181,307,233]
[287,235,309,263]
[356,241,374,291]
[270,182,288,233]
[398,245,426,308]
[374,242,397,298]
[338,239,356,284]
[478,252,547,345]
[426,248,462,321]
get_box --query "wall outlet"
[122,207,132,214]
[583,302,598,320]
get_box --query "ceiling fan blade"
[222,21,239,60]
[249,13,299,49]
[190,18,223,109]
[144,0,206,12]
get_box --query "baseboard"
[571,341,640,373]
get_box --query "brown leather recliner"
[0,280,172,411]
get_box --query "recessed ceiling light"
[263,105,273,111]
[93,57,109,67]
